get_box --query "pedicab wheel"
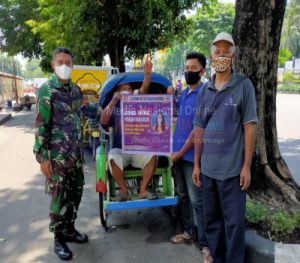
[88,134,93,149]
[99,192,108,231]
[92,137,97,161]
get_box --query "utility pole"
[13,59,18,103]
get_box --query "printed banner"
[121,94,173,155]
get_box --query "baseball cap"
[212,32,235,46]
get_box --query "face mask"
[184,71,201,85]
[120,90,132,95]
[211,57,232,73]
[55,64,72,80]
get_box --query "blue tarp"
[99,72,172,108]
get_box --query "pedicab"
[78,83,101,158]
[96,72,178,230]
[73,65,119,159]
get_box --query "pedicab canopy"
[99,72,172,109]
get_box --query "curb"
[245,230,300,263]
[0,113,12,125]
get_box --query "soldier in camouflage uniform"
[34,47,92,261]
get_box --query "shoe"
[62,227,88,243]
[54,237,73,261]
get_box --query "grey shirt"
[193,73,258,180]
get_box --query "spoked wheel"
[99,192,108,231]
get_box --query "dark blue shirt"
[173,83,204,163]
[108,104,122,149]
[193,74,258,180]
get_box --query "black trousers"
[202,174,246,263]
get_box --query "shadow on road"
[279,138,300,185]
[2,110,35,134]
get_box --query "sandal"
[111,193,130,202]
[202,247,213,263]
[139,191,159,200]
[170,232,192,244]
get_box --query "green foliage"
[277,83,300,93]
[26,0,105,69]
[281,0,300,57]
[188,2,235,56]
[0,0,210,72]
[246,201,300,241]
[294,210,300,227]
[246,200,267,224]
[278,48,293,66]
[0,53,22,76]
[270,211,297,237]
[282,72,300,82]
[155,41,191,79]
[0,0,42,58]
[23,59,45,79]
[156,1,234,77]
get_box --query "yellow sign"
[71,65,118,103]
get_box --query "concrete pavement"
[0,109,203,263]
[0,93,299,263]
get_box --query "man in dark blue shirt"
[170,52,211,262]
[193,32,258,263]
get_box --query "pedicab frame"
[96,72,178,230]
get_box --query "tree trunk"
[103,0,126,72]
[233,0,300,207]
[108,43,126,73]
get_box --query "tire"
[92,137,97,161]
[99,192,108,230]
[89,134,93,149]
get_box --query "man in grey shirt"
[193,32,258,263]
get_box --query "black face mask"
[185,71,201,85]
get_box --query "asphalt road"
[0,108,202,263]
[277,94,300,185]
[0,93,299,263]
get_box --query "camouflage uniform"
[34,74,87,234]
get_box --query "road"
[0,109,202,263]
[0,93,299,263]
[277,94,300,185]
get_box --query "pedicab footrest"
[105,197,178,212]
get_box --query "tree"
[233,0,300,207]
[0,0,42,58]
[0,53,22,76]
[278,48,292,67]
[156,1,234,78]
[155,41,191,79]
[100,0,204,72]
[1,0,211,72]
[281,0,300,57]
[23,59,45,79]
[189,2,235,55]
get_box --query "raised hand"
[143,53,153,75]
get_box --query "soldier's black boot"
[62,223,88,243]
[54,233,73,261]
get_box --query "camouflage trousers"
[46,165,85,234]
